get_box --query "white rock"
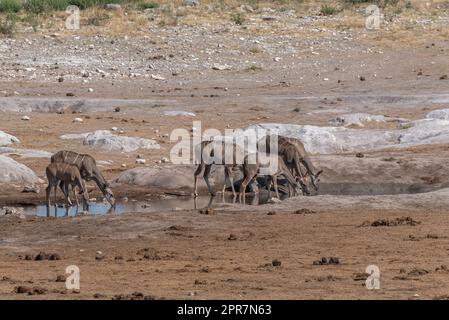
[0,147,51,158]
[73,118,83,123]
[136,159,146,164]
[212,63,231,71]
[105,3,121,10]
[183,0,199,6]
[0,207,25,219]
[112,165,193,189]
[329,113,406,127]
[83,130,160,152]
[88,88,93,92]
[21,115,30,121]
[163,110,196,117]
[151,74,165,80]
[0,131,20,147]
[426,108,449,120]
[60,132,90,140]
[0,155,39,184]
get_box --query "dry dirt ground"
[1,1,449,299]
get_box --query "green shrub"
[231,12,244,25]
[0,0,22,13]
[320,5,339,15]
[24,0,50,14]
[137,1,158,10]
[68,0,122,10]
[46,0,70,11]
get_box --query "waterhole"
[16,182,443,217]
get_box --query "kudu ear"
[316,170,323,177]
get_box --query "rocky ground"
[1,0,449,299]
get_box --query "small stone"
[15,286,32,294]
[199,208,214,215]
[105,3,121,10]
[136,158,146,164]
[73,117,83,123]
[21,115,30,121]
[58,77,64,83]
[66,92,75,97]
[55,275,66,282]
[88,88,93,92]
[440,75,448,80]
[151,74,165,80]
[114,107,121,112]
[183,0,199,6]
[22,185,39,193]
[34,252,49,261]
[49,253,61,260]
[95,251,105,261]
[228,234,237,241]
[355,152,364,158]
[212,63,231,71]
[272,259,282,267]
[359,76,366,81]
[328,257,340,265]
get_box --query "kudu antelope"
[193,139,242,197]
[265,135,323,194]
[46,163,89,216]
[51,150,115,206]
[239,153,300,200]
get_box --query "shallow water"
[23,194,272,218]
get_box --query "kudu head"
[310,169,323,191]
[103,186,116,207]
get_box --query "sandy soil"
[1,1,449,300]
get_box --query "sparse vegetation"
[344,0,400,8]
[86,10,110,26]
[137,1,159,10]
[245,65,263,72]
[0,12,17,37]
[249,47,262,54]
[320,4,339,16]
[69,0,122,10]
[231,12,245,25]
[0,0,21,13]
[24,0,72,14]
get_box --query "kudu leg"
[223,166,237,198]
[193,163,204,197]
[203,164,215,196]
[46,184,52,217]
[273,176,280,199]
